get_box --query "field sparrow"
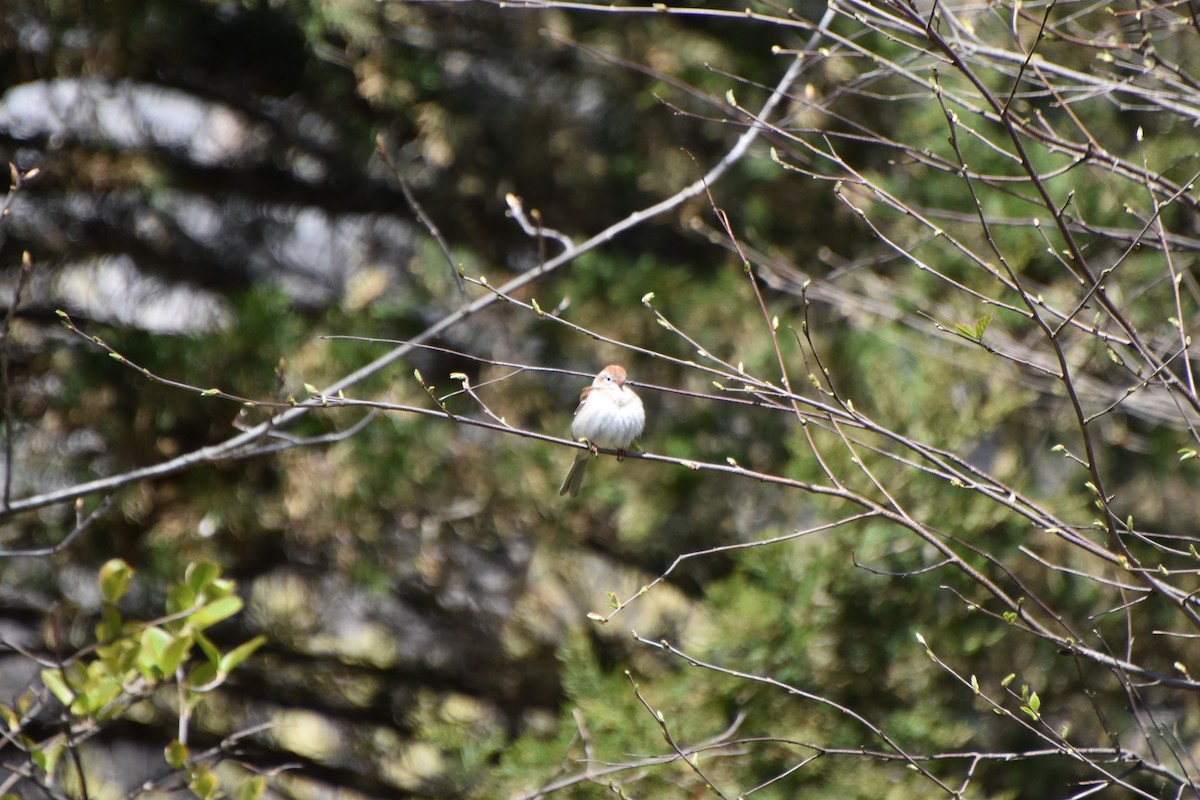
[559,364,645,497]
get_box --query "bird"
[559,364,645,497]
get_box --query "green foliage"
[17,560,265,798]
[495,628,736,796]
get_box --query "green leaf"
[219,635,267,674]
[165,739,190,769]
[139,626,177,676]
[187,596,243,632]
[952,313,992,341]
[189,764,221,800]
[1018,690,1042,721]
[974,313,992,339]
[186,594,242,633]
[0,702,18,730]
[98,559,134,604]
[167,582,197,617]
[96,602,124,644]
[40,670,75,706]
[196,632,221,667]
[138,630,191,678]
[76,675,122,718]
[185,662,218,691]
[97,639,138,677]
[234,775,267,800]
[208,577,237,600]
[158,633,192,676]
[31,738,65,776]
[186,561,221,595]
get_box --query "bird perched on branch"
[559,364,645,497]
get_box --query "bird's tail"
[559,451,589,497]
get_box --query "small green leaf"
[140,627,176,676]
[974,313,993,339]
[158,633,192,676]
[189,764,221,800]
[304,383,318,395]
[143,626,173,658]
[207,577,237,600]
[167,582,197,616]
[185,662,219,691]
[953,322,976,338]
[31,737,65,776]
[1020,691,1041,721]
[219,635,267,674]
[196,632,221,667]
[165,740,189,769]
[96,603,123,644]
[200,388,221,397]
[40,670,75,706]
[77,677,121,718]
[186,596,243,631]
[97,639,138,677]
[234,774,267,800]
[1000,673,1016,688]
[185,561,221,595]
[98,559,134,604]
[0,702,19,729]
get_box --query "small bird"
[559,364,646,497]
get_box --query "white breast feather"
[571,389,645,449]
